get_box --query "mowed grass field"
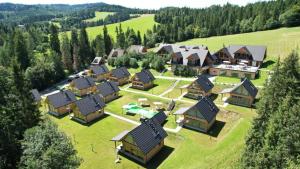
[179,27,300,60]
[84,11,115,22]
[66,14,156,40]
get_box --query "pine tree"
[70,30,80,72]
[60,33,73,72]
[78,27,91,65]
[103,25,113,55]
[14,30,30,70]
[143,34,148,47]
[137,30,142,45]
[50,51,65,81]
[241,50,300,168]
[92,34,105,57]
[49,24,60,55]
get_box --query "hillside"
[66,14,156,40]
[83,11,115,22]
[179,27,300,59]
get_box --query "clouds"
[0,0,264,9]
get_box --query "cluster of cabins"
[29,43,262,165]
[156,44,267,79]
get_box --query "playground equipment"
[122,103,158,118]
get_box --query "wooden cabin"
[131,69,155,90]
[108,48,125,59]
[30,89,42,105]
[46,90,77,116]
[186,75,214,99]
[91,57,105,66]
[69,77,97,96]
[88,65,110,82]
[220,78,258,107]
[96,81,120,103]
[73,94,106,124]
[108,67,131,86]
[173,97,219,132]
[214,45,266,67]
[127,45,147,54]
[111,118,168,164]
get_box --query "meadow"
[83,11,115,22]
[66,14,156,40]
[180,27,300,60]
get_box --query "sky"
[0,0,265,9]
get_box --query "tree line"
[142,0,300,46]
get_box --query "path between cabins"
[104,111,182,133]
[159,80,180,97]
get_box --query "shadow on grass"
[183,120,226,138]
[261,60,275,69]
[208,120,226,138]
[209,93,218,101]
[103,95,123,104]
[120,145,174,169]
[71,114,110,126]
[129,84,158,92]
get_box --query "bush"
[141,59,150,69]
[129,58,138,68]
[151,57,165,72]
[174,65,197,77]
[107,58,115,67]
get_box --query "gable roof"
[108,48,125,58]
[127,45,146,54]
[194,75,214,92]
[135,69,155,83]
[30,89,42,102]
[90,65,109,76]
[75,94,106,116]
[129,118,168,154]
[219,45,266,61]
[111,67,130,79]
[72,77,95,90]
[239,78,258,97]
[47,90,76,108]
[97,81,120,97]
[151,112,167,125]
[91,57,104,65]
[186,97,219,123]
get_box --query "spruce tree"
[92,34,105,57]
[14,30,30,70]
[103,25,113,55]
[49,24,60,55]
[78,27,91,65]
[70,30,80,72]
[60,33,73,72]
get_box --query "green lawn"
[65,14,156,41]
[84,11,115,22]
[164,80,191,99]
[46,85,257,169]
[127,78,176,95]
[215,71,269,86]
[179,27,300,61]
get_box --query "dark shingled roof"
[72,77,95,90]
[97,81,120,97]
[240,78,258,97]
[135,69,155,83]
[47,90,76,108]
[129,118,168,154]
[195,75,214,92]
[151,112,167,125]
[30,89,42,102]
[127,45,146,54]
[91,57,104,65]
[111,67,130,79]
[90,65,109,76]
[75,94,105,116]
[187,97,219,123]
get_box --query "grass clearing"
[65,14,156,41]
[128,78,176,95]
[84,11,115,22]
[215,70,269,86]
[164,80,191,99]
[179,27,300,60]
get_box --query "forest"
[0,0,300,169]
